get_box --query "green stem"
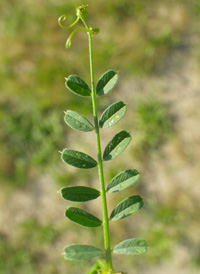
[81,19,114,272]
[89,34,113,271]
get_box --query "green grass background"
[1,0,200,273]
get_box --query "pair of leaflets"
[64,100,127,132]
[61,129,131,169]
[63,238,147,261]
[65,70,118,97]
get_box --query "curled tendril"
[58,15,79,29]
[58,5,99,49]
[66,27,89,49]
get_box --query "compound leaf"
[61,148,97,169]
[65,75,91,96]
[107,169,140,193]
[96,70,118,96]
[113,238,147,255]
[64,110,94,132]
[65,207,102,227]
[60,186,100,202]
[99,101,127,129]
[110,195,144,221]
[64,244,102,261]
[103,131,131,161]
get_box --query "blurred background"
[0,0,200,273]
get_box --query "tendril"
[58,14,79,29]
[65,27,89,49]
[58,5,99,49]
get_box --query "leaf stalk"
[79,10,114,273]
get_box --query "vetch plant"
[58,5,147,274]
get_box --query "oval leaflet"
[96,70,118,96]
[113,238,147,255]
[64,244,103,261]
[65,207,102,227]
[99,101,127,129]
[110,195,144,221]
[61,148,97,169]
[64,110,94,132]
[60,186,100,202]
[65,75,91,96]
[107,169,140,193]
[103,131,131,161]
